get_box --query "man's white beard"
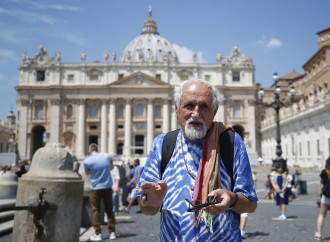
[184,117,207,140]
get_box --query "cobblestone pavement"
[3,171,330,241]
[79,171,330,242]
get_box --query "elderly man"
[135,79,258,241]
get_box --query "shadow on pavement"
[246,231,269,239]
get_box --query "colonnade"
[75,98,176,158]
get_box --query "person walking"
[315,156,330,241]
[84,143,116,241]
[271,163,288,220]
[111,163,120,215]
[265,174,274,200]
[125,159,142,212]
[135,78,258,241]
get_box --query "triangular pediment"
[111,72,170,87]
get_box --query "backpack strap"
[219,129,235,191]
[160,129,180,180]
[160,128,236,191]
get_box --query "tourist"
[84,143,116,241]
[135,78,258,241]
[315,156,330,241]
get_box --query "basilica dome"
[120,9,178,63]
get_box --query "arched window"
[35,104,43,119]
[136,104,144,117]
[90,104,98,117]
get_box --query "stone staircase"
[0,198,15,236]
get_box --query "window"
[90,74,99,81]
[136,104,144,117]
[317,139,321,156]
[35,104,43,119]
[118,106,124,118]
[307,141,310,156]
[181,74,189,81]
[155,74,161,80]
[118,124,123,129]
[155,124,161,129]
[233,72,240,82]
[155,106,161,118]
[37,70,45,81]
[118,74,124,80]
[135,135,144,154]
[90,104,98,117]
[117,143,123,155]
[67,105,73,119]
[233,105,241,118]
[135,124,145,130]
[67,74,74,82]
[204,75,211,81]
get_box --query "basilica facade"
[16,10,258,162]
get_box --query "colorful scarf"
[191,121,233,231]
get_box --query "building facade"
[260,28,330,168]
[0,109,16,153]
[16,10,258,162]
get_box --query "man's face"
[176,82,218,141]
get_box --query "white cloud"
[256,36,283,49]
[172,44,206,63]
[0,7,57,24]
[0,49,19,62]
[267,38,282,48]
[30,2,81,11]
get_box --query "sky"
[0,0,329,121]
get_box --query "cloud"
[30,2,81,11]
[256,36,283,49]
[0,49,19,62]
[267,38,282,48]
[0,7,57,24]
[172,44,206,63]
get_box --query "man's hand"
[139,181,167,207]
[138,181,167,215]
[201,189,232,214]
[201,189,257,214]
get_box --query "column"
[18,99,29,161]
[247,99,256,152]
[108,98,116,155]
[76,99,86,158]
[215,99,226,123]
[162,98,170,133]
[147,99,154,152]
[100,99,108,153]
[171,103,178,131]
[49,99,61,144]
[124,99,132,157]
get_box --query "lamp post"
[258,73,296,171]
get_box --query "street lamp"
[258,73,296,171]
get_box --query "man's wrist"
[229,193,238,209]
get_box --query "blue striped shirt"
[136,129,258,241]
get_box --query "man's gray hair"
[174,78,221,110]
